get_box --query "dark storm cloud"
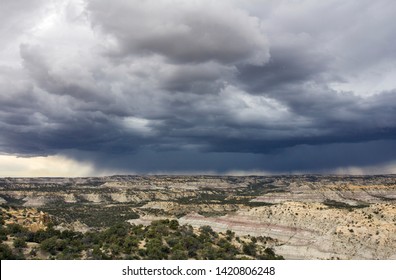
[87,0,269,65]
[67,140,396,174]
[160,62,234,94]
[20,44,104,103]
[1,0,396,174]
[236,37,332,94]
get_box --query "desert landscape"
[1,175,395,259]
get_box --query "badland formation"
[1,175,395,259]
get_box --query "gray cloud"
[0,0,396,174]
[160,62,235,94]
[0,0,46,45]
[65,140,396,174]
[87,0,270,65]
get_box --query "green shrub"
[13,237,27,249]
[0,243,19,259]
[40,236,59,255]
[242,242,257,256]
[169,220,179,230]
[7,223,25,234]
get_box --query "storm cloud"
[1,0,396,175]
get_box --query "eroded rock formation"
[1,175,395,259]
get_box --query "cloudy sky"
[1,0,396,176]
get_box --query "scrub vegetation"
[0,211,283,260]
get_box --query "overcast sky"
[1,0,396,176]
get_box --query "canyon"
[1,175,395,259]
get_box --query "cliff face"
[179,202,396,259]
[1,207,49,232]
[1,175,395,259]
